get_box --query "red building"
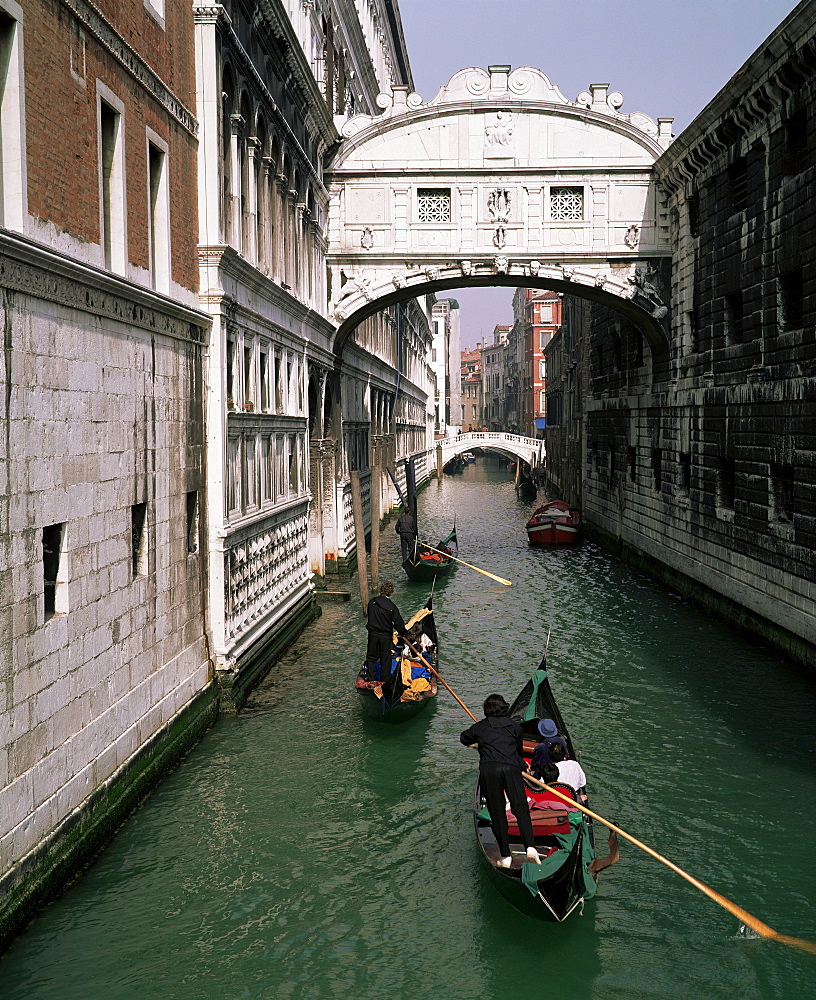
[512,288,562,438]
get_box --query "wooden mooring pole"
[370,467,381,594]
[350,470,369,610]
[436,444,443,478]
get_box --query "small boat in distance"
[462,451,476,463]
[403,528,457,582]
[526,500,580,546]
[355,600,439,722]
[472,663,607,920]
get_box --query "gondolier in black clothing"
[363,580,407,681]
[460,694,541,868]
[395,506,417,561]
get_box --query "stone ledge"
[217,593,321,712]
[0,682,219,954]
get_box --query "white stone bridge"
[325,65,675,365]
[439,432,544,469]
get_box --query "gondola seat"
[507,810,571,836]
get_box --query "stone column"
[229,113,244,253]
[246,136,260,266]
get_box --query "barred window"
[417,188,451,223]
[550,187,583,221]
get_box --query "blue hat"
[538,718,557,738]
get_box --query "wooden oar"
[419,542,512,587]
[400,637,478,722]
[518,771,816,954]
[434,680,816,955]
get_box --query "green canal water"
[2,459,815,999]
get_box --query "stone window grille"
[627,446,637,483]
[651,448,663,492]
[780,268,804,330]
[727,157,748,214]
[417,188,451,223]
[550,187,583,221]
[186,491,199,553]
[678,452,691,495]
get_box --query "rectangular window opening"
[100,98,124,271]
[651,448,663,492]
[42,522,66,621]
[687,192,700,238]
[131,502,148,577]
[186,491,199,553]
[0,10,26,230]
[726,291,744,344]
[784,110,808,177]
[226,337,235,409]
[148,140,169,292]
[259,348,269,411]
[244,345,253,408]
[679,452,691,495]
[728,157,748,214]
[780,269,804,331]
[716,457,736,510]
[770,463,794,523]
[627,445,636,483]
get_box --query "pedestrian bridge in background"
[439,432,544,469]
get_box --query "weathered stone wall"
[0,235,214,942]
[577,4,816,668]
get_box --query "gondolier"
[363,580,407,681]
[460,694,541,869]
[395,506,418,561]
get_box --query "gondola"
[472,661,598,920]
[517,477,538,499]
[355,599,439,722]
[402,528,457,582]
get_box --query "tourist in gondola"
[530,718,568,777]
[395,505,418,561]
[363,580,407,681]
[548,742,588,803]
[460,694,541,868]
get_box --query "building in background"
[482,325,510,431]
[460,345,483,430]
[430,298,461,437]
[511,288,562,438]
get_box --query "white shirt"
[556,759,587,791]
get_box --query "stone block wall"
[0,234,213,937]
[575,5,816,667]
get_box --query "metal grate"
[550,187,583,221]
[417,188,451,223]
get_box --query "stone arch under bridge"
[326,65,675,362]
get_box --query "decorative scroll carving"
[624,224,640,249]
[493,227,507,249]
[360,227,374,250]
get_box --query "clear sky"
[397,0,800,348]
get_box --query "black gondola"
[354,599,439,722]
[402,528,457,582]
[472,662,598,920]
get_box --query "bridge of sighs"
[325,65,676,362]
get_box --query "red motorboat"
[526,500,581,546]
